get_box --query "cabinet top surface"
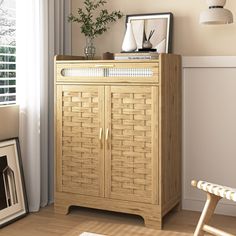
[55,59,160,64]
[54,55,163,64]
[54,54,181,64]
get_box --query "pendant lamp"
[200,0,233,24]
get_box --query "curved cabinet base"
[54,192,181,229]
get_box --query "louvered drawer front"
[56,61,159,83]
[105,86,159,204]
[57,85,104,197]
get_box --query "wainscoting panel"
[182,57,236,216]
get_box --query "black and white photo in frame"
[0,138,28,228]
[126,13,173,53]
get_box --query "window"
[0,0,16,105]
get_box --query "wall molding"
[183,198,236,217]
[183,56,236,68]
[182,56,236,217]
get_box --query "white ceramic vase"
[121,23,137,52]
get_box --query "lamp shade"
[200,0,233,24]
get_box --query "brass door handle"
[99,128,103,148]
[105,128,109,141]
[105,128,109,150]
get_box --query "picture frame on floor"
[126,12,173,53]
[0,138,28,228]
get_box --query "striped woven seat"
[194,180,236,202]
[191,180,236,236]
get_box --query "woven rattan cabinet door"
[105,86,159,204]
[56,85,105,197]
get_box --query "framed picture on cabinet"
[126,12,173,53]
[0,138,28,228]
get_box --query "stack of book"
[114,52,159,60]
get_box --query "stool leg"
[194,193,221,236]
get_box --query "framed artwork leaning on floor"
[0,138,28,228]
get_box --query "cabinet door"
[105,86,159,204]
[56,85,105,197]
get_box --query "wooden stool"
[191,180,236,236]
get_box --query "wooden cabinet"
[54,54,181,229]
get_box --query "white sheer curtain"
[16,0,50,212]
[16,0,69,212]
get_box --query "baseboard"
[182,198,236,217]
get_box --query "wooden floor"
[0,205,236,236]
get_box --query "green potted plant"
[68,0,123,59]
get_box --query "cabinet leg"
[54,204,70,215]
[144,217,162,230]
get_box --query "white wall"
[182,57,236,216]
[71,0,236,57]
[0,105,19,140]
